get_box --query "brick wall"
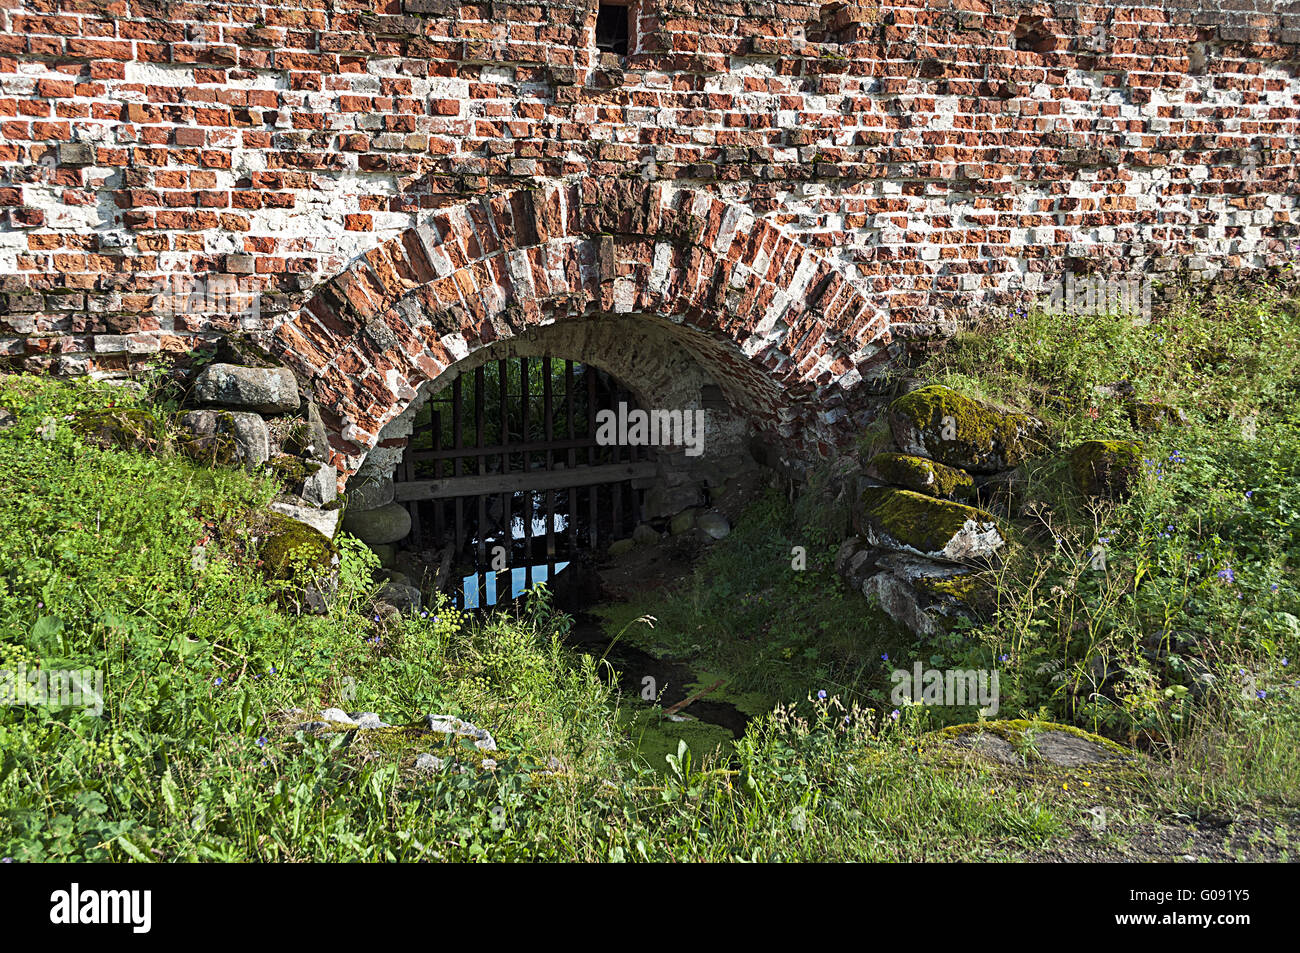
[1,0,1298,470]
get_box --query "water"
[459,562,570,609]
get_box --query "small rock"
[0,408,15,430]
[181,409,271,467]
[302,464,337,506]
[423,713,497,751]
[194,363,299,414]
[697,511,730,539]
[373,581,422,614]
[350,712,387,728]
[342,502,412,545]
[607,538,636,556]
[346,475,395,511]
[414,753,445,771]
[320,708,354,724]
[632,522,660,545]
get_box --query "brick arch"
[272,179,891,481]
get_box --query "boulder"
[697,511,731,539]
[194,363,299,414]
[866,451,974,499]
[342,502,411,545]
[1129,400,1187,432]
[859,552,989,637]
[258,512,338,580]
[632,522,660,545]
[1068,439,1143,500]
[302,463,337,507]
[373,581,422,615]
[180,409,270,467]
[888,385,1035,473]
[856,486,1005,563]
[346,475,395,511]
[269,500,340,539]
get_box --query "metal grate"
[394,358,655,609]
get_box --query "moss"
[867,451,974,499]
[259,511,337,580]
[267,454,320,489]
[1068,439,1143,499]
[914,571,996,616]
[621,708,735,769]
[857,486,1000,555]
[888,385,1035,473]
[280,421,313,457]
[927,719,1132,758]
[71,408,167,453]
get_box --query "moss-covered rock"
[177,409,269,467]
[1068,439,1143,500]
[856,486,1004,562]
[888,385,1036,473]
[267,454,321,492]
[70,408,167,452]
[259,511,338,581]
[866,451,975,499]
[1129,400,1187,432]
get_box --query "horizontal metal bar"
[394,462,658,501]
[408,436,601,461]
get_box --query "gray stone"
[350,712,388,728]
[697,511,731,539]
[269,500,340,539]
[374,581,422,614]
[302,463,337,506]
[860,553,980,638]
[319,708,354,724]
[181,409,270,467]
[642,483,704,520]
[303,400,330,461]
[607,538,635,556]
[342,502,411,545]
[423,713,497,751]
[347,474,395,511]
[0,408,15,430]
[856,487,1004,563]
[414,752,445,771]
[632,522,660,545]
[194,363,299,414]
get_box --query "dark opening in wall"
[596,2,632,57]
[1013,16,1053,54]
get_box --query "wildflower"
[1217,567,1235,583]
[256,737,266,748]
[1257,690,1267,700]
[1271,584,1280,592]
[817,689,827,700]
[1282,658,1288,667]
[999,654,1009,662]
[890,709,900,721]
[880,653,889,662]
[213,677,223,686]
[1244,490,1254,499]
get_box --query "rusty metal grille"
[394,357,654,608]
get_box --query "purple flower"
[1217,567,1235,583]
[817,689,827,700]
[890,709,900,721]
[213,677,223,686]
[1257,690,1267,700]
[880,653,889,662]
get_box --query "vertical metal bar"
[432,408,444,543]
[586,366,599,548]
[565,359,578,555]
[453,376,464,556]
[499,358,509,576]
[543,358,555,571]
[475,366,487,570]
[520,357,531,591]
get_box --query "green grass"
[1,278,1297,861]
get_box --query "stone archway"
[271,179,892,486]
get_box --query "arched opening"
[394,356,659,609]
